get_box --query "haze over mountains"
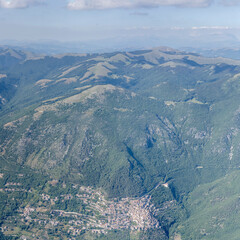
[1,46,240,239]
[2,39,240,58]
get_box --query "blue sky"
[0,0,240,49]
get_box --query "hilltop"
[1,46,240,239]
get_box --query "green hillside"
[1,46,240,239]
[173,171,240,240]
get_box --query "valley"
[0,46,240,239]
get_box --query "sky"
[0,0,240,50]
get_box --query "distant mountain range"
[181,47,240,60]
[1,46,240,239]
[2,39,240,58]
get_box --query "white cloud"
[191,26,232,30]
[220,0,240,6]
[130,11,149,15]
[0,0,44,9]
[67,0,213,10]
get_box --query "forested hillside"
[1,46,240,239]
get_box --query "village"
[1,180,162,238]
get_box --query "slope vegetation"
[0,47,240,239]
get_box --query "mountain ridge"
[1,46,240,239]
